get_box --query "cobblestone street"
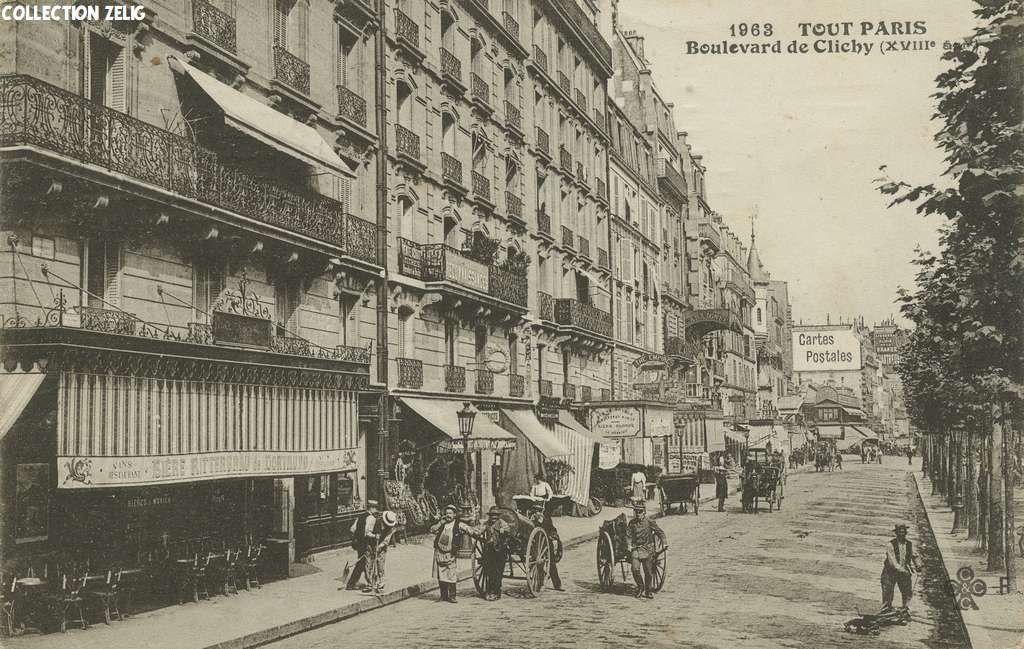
[268,460,967,649]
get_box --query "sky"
[616,0,978,328]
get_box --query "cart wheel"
[588,496,603,517]
[471,541,489,596]
[596,531,615,589]
[524,527,549,597]
[651,535,667,592]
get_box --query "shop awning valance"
[0,371,46,442]
[402,398,517,452]
[500,409,569,458]
[850,425,878,440]
[558,410,615,445]
[170,57,353,178]
[724,429,748,444]
[815,424,846,440]
[842,407,866,419]
[551,411,601,507]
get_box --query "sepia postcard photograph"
[0,0,1021,647]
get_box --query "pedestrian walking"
[862,447,867,464]
[630,467,648,502]
[626,499,666,599]
[430,505,466,603]
[835,453,843,470]
[365,510,399,594]
[906,446,914,465]
[741,461,757,513]
[880,523,921,610]
[714,456,729,512]
[344,500,380,591]
[530,472,554,502]
[476,506,511,601]
[877,447,884,464]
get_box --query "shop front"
[588,402,674,470]
[496,407,570,507]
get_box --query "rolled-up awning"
[500,408,569,458]
[402,398,516,452]
[0,371,46,442]
[169,57,353,178]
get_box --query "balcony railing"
[597,247,609,269]
[337,85,367,127]
[657,158,687,201]
[578,235,590,258]
[536,127,550,158]
[475,369,495,394]
[504,101,522,132]
[400,241,527,307]
[395,124,421,161]
[397,237,424,277]
[698,221,722,251]
[445,365,466,393]
[539,379,553,397]
[563,382,577,400]
[510,374,525,397]
[532,45,548,73]
[561,225,574,249]
[537,291,554,321]
[574,89,587,111]
[440,47,462,82]
[471,170,491,202]
[471,73,490,106]
[273,46,310,95]
[505,191,523,221]
[397,358,424,389]
[557,71,571,95]
[395,9,419,49]
[502,11,520,39]
[192,0,236,53]
[559,147,573,174]
[581,385,592,402]
[489,265,528,307]
[554,299,613,337]
[441,152,463,186]
[537,211,552,237]
[548,0,612,71]
[0,75,379,262]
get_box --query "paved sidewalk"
[913,467,1024,649]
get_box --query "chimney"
[677,131,688,149]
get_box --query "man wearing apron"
[430,505,464,602]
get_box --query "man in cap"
[344,500,380,591]
[477,506,511,600]
[430,505,466,602]
[880,523,922,610]
[367,510,399,594]
[626,499,666,599]
[529,503,564,591]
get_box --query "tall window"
[337,31,359,90]
[84,239,123,309]
[396,80,413,129]
[562,348,571,385]
[508,333,518,375]
[86,32,127,111]
[475,325,488,364]
[397,307,413,357]
[274,0,308,59]
[444,320,457,365]
[192,259,225,323]
[275,279,301,336]
[340,297,359,347]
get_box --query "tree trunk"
[979,432,989,550]
[946,432,955,499]
[967,430,979,539]
[989,401,1005,572]
[1003,401,1017,592]
[921,433,929,475]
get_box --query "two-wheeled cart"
[595,514,667,592]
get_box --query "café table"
[13,578,48,633]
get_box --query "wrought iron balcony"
[0,75,379,261]
[559,146,573,175]
[539,379,553,397]
[561,225,575,249]
[532,45,548,73]
[563,382,577,400]
[537,211,552,237]
[504,101,522,132]
[581,385,592,402]
[273,46,310,95]
[597,247,609,269]
[440,48,462,85]
[397,237,424,277]
[574,89,587,111]
[475,368,495,394]
[657,158,687,202]
[547,0,612,71]
[510,374,525,398]
[502,11,520,39]
[395,124,421,161]
[554,299,613,338]
[489,265,528,307]
[444,365,466,393]
[537,291,554,321]
[441,152,463,186]
[402,241,527,307]
[471,73,490,106]
[192,0,236,53]
[536,127,550,159]
[698,221,722,252]
[471,170,491,202]
[557,71,571,95]
[397,358,423,389]
[578,235,590,259]
[337,85,367,127]
[505,191,523,222]
[395,9,419,49]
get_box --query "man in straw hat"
[366,510,399,594]
[344,500,380,591]
[626,499,666,600]
[880,522,922,610]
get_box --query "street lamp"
[456,402,477,513]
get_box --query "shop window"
[820,407,839,421]
[84,239,123,309]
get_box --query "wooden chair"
[0,576,15,637]
[241,546,262,591]
[47,574,88,633]
[84,570,122,624]
[190,555,210,602]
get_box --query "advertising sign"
[792,329,862,372]
[590,406,641,438]
[646,409,674,438]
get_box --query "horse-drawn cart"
[595,514,667,592]
[657,473,700,515]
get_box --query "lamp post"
[456,402,477,515]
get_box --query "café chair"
[241,545,262,591]
[85,570,122,624]
[47,574,88,633]
[190,555,211,602]
[222,550,240,595]
[1,576,15,636]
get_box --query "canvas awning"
[842,407,866,418]
[725,429,748,444]
[169,57,353,177]
[500,408,569,458]
[0,371,46,442]
[550,411,603,507]
[402,398,517,452]
[815,424,846,440]
[850,426,879,440]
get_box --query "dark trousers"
[438,581,457,602]
[482,550,505,596]
[881,569,912,608]
[549,557,562,590]
[346,544,367,588]
[631,556,655,594]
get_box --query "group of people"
[862,445,885,464]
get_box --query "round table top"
[17,577,46,587]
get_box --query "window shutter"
[108,44,127,112]
[88,35,106,103]
[103,242,123,308]
[274,0,288,48]
[337,35,348,87]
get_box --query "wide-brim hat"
[894,523,909,532]
[631,499,646,511]
[382,511,398,527]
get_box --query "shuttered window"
[274,0,289,48]
[86,34,126,111]
[192,261,225,323]
[275,280,302,336]
[85,239,123,309]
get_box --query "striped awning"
[0,371,46,442]
[500,408,569,458]
[402,398,517,452]
[57,372,361,488]
[550,411,600,507]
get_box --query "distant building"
[871,317,910,369]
